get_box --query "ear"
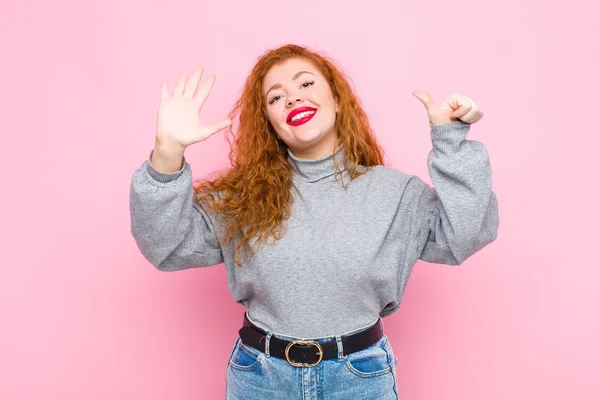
[335,96,340,113]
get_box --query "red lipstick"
[287,106,318,126]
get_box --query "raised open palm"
[156,66,232,149]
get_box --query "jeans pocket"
[382,337,398,366]
[345,335,393,378]
[228,338,263,371]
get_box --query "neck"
[286,143,347,183]
[286,134,339,160]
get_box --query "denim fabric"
[225,320,399,399]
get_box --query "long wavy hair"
[193,44,386,267]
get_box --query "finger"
[450,92,471,108]
[184,66,204,98]
[206,118,233,135]
[462,95,482,121]
[174,71,189,96]
[194,74,216,105]
[412,90,435,110]
[449,93,472,118]
[451,106,471,119]
[160,79,170,100]
[459,108,483,124]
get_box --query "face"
[263,58,339,159]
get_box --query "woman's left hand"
[412,91,484,126]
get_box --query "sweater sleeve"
[128,150,224,271]
[409,120,499,265]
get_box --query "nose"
[286,97,303,107]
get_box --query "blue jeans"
[225,318,399,399]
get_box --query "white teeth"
[290,111,315,123]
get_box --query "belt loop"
[265,332,273,358]
[335,335,345,361]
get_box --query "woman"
[129,44,498,399]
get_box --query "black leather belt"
[238,312,383,367]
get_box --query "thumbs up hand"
[412,91,483,126]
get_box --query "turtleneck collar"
[286,144,347,183]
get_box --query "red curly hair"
[193,44,386,267]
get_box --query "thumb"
[412,90,435,110]
[197,118,233,143]
[208,118,233,134]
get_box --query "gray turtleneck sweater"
[129,120,498,338]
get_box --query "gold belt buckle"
[285,340,323,367]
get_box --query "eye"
[268,81,314,105]
[269,95,282,105]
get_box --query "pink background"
[2,0,599,398]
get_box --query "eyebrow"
[265,71,314,98]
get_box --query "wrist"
[151,142,186,174]
[154,138,186,157]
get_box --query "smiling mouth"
[287,109,317,126]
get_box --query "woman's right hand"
[156,66,232,151]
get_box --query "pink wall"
[2,0,598,398]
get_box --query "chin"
[294,134,328,147]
